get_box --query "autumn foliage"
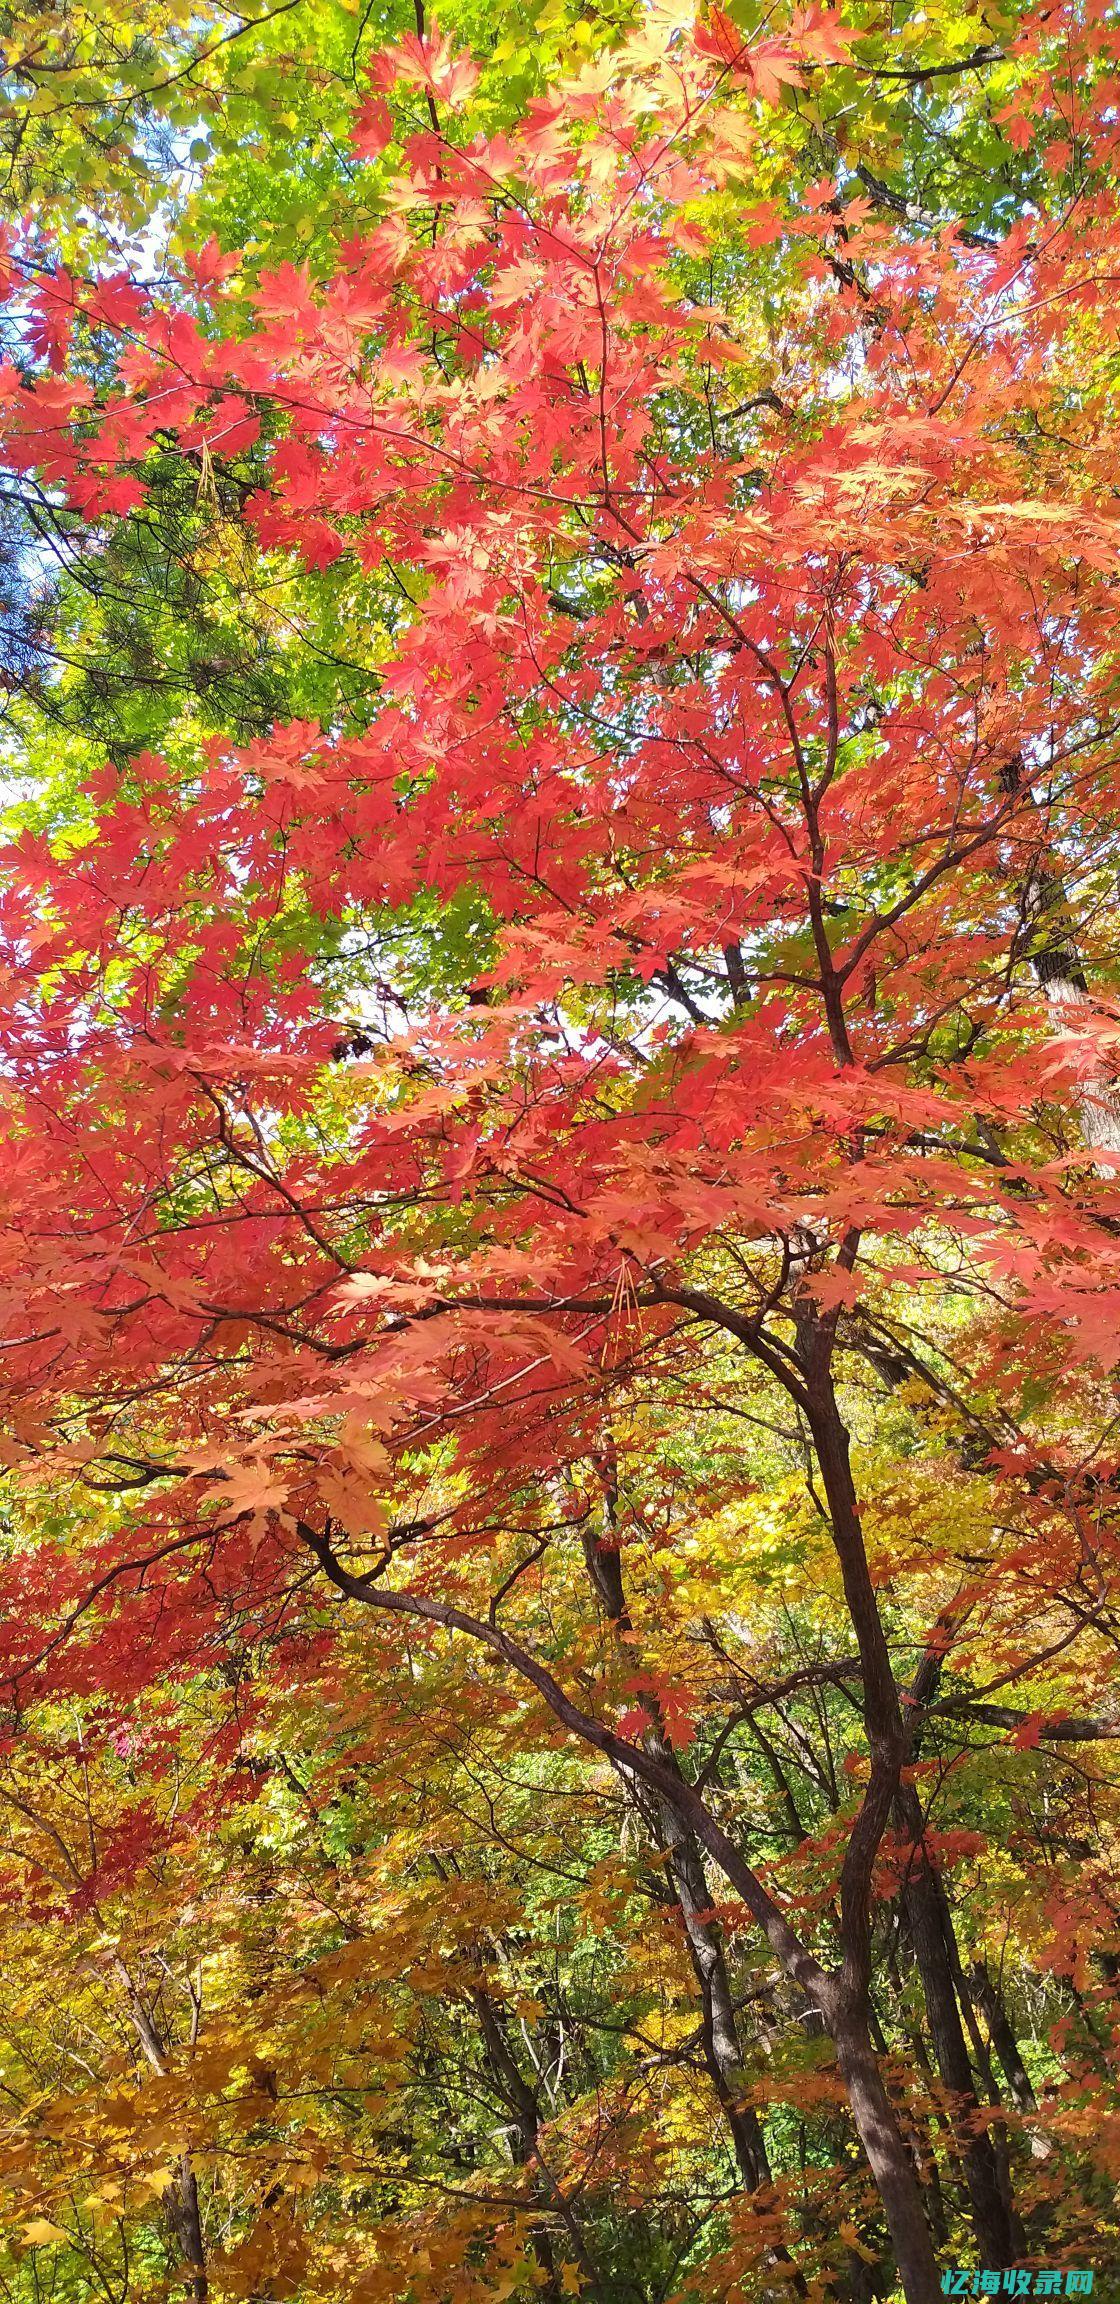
[0,3,1119,2299]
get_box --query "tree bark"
[469,1987,568,2304]
[967,1960,1036,2116]
[1002,753,1120,1168]
[834,2021,943,2304]
[583,1473,931,2300]
[658,1799,775,2190]
[802,1372,1015,2269]
[582,1501,772,2192]
[112,1958,208,2300]
[895,1836,1016,2266]
[165,2158,208,2304]
[304,1516,947,2304]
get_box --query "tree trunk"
[967,1961,1036,2116]
[895,1806,1017,2265]
[314,1512,950,2304]
[469,1987,574,2304]
[1002,753,1120,1168]
[584,1469,931,2301]
[661,1807,773,2190]
[833,2020,943,2304]
[806,1381,1017,2267]
[165,2158,208,2304]
[583,1495,772,2189]
[583,1496,805,2274]
[793,1348,952,2302]
[111,1958,208,2299]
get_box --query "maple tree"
[0,0,624,748]
[0,2,1120,2299]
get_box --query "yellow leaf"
[139,2166,177,2199]
[840,2222,879,2264]
[22,2219,71,2245]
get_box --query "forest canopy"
[0,5,1118,2302]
